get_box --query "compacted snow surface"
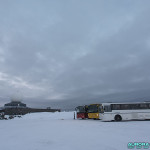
[0,112,149,150]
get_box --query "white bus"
[99,102,150,121]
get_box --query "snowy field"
[0,112,150,150]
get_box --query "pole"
[74,112,75,119]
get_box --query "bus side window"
[140,104,148,109]
[130,104,139,109]
[120,104,130,110]
[112,104,121,110]
[99,106,104,113]
[104,106,112,112]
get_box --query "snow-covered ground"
[0,112,149,150]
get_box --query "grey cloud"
[0,0,150,108]
[52,6,150,100]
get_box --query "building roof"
[4,101,27,107]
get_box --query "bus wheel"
[115,115,122,121]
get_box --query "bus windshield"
[88,105,98,113]
[76,106,86,113]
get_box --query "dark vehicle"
[75,106,88,119]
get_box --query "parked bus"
[87,104,103,119]
[75,106,88,119]
[99,102,150,121]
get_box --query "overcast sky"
[0,0,150,108]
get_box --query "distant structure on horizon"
[2,99,61,115]
[4,100,27,108]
